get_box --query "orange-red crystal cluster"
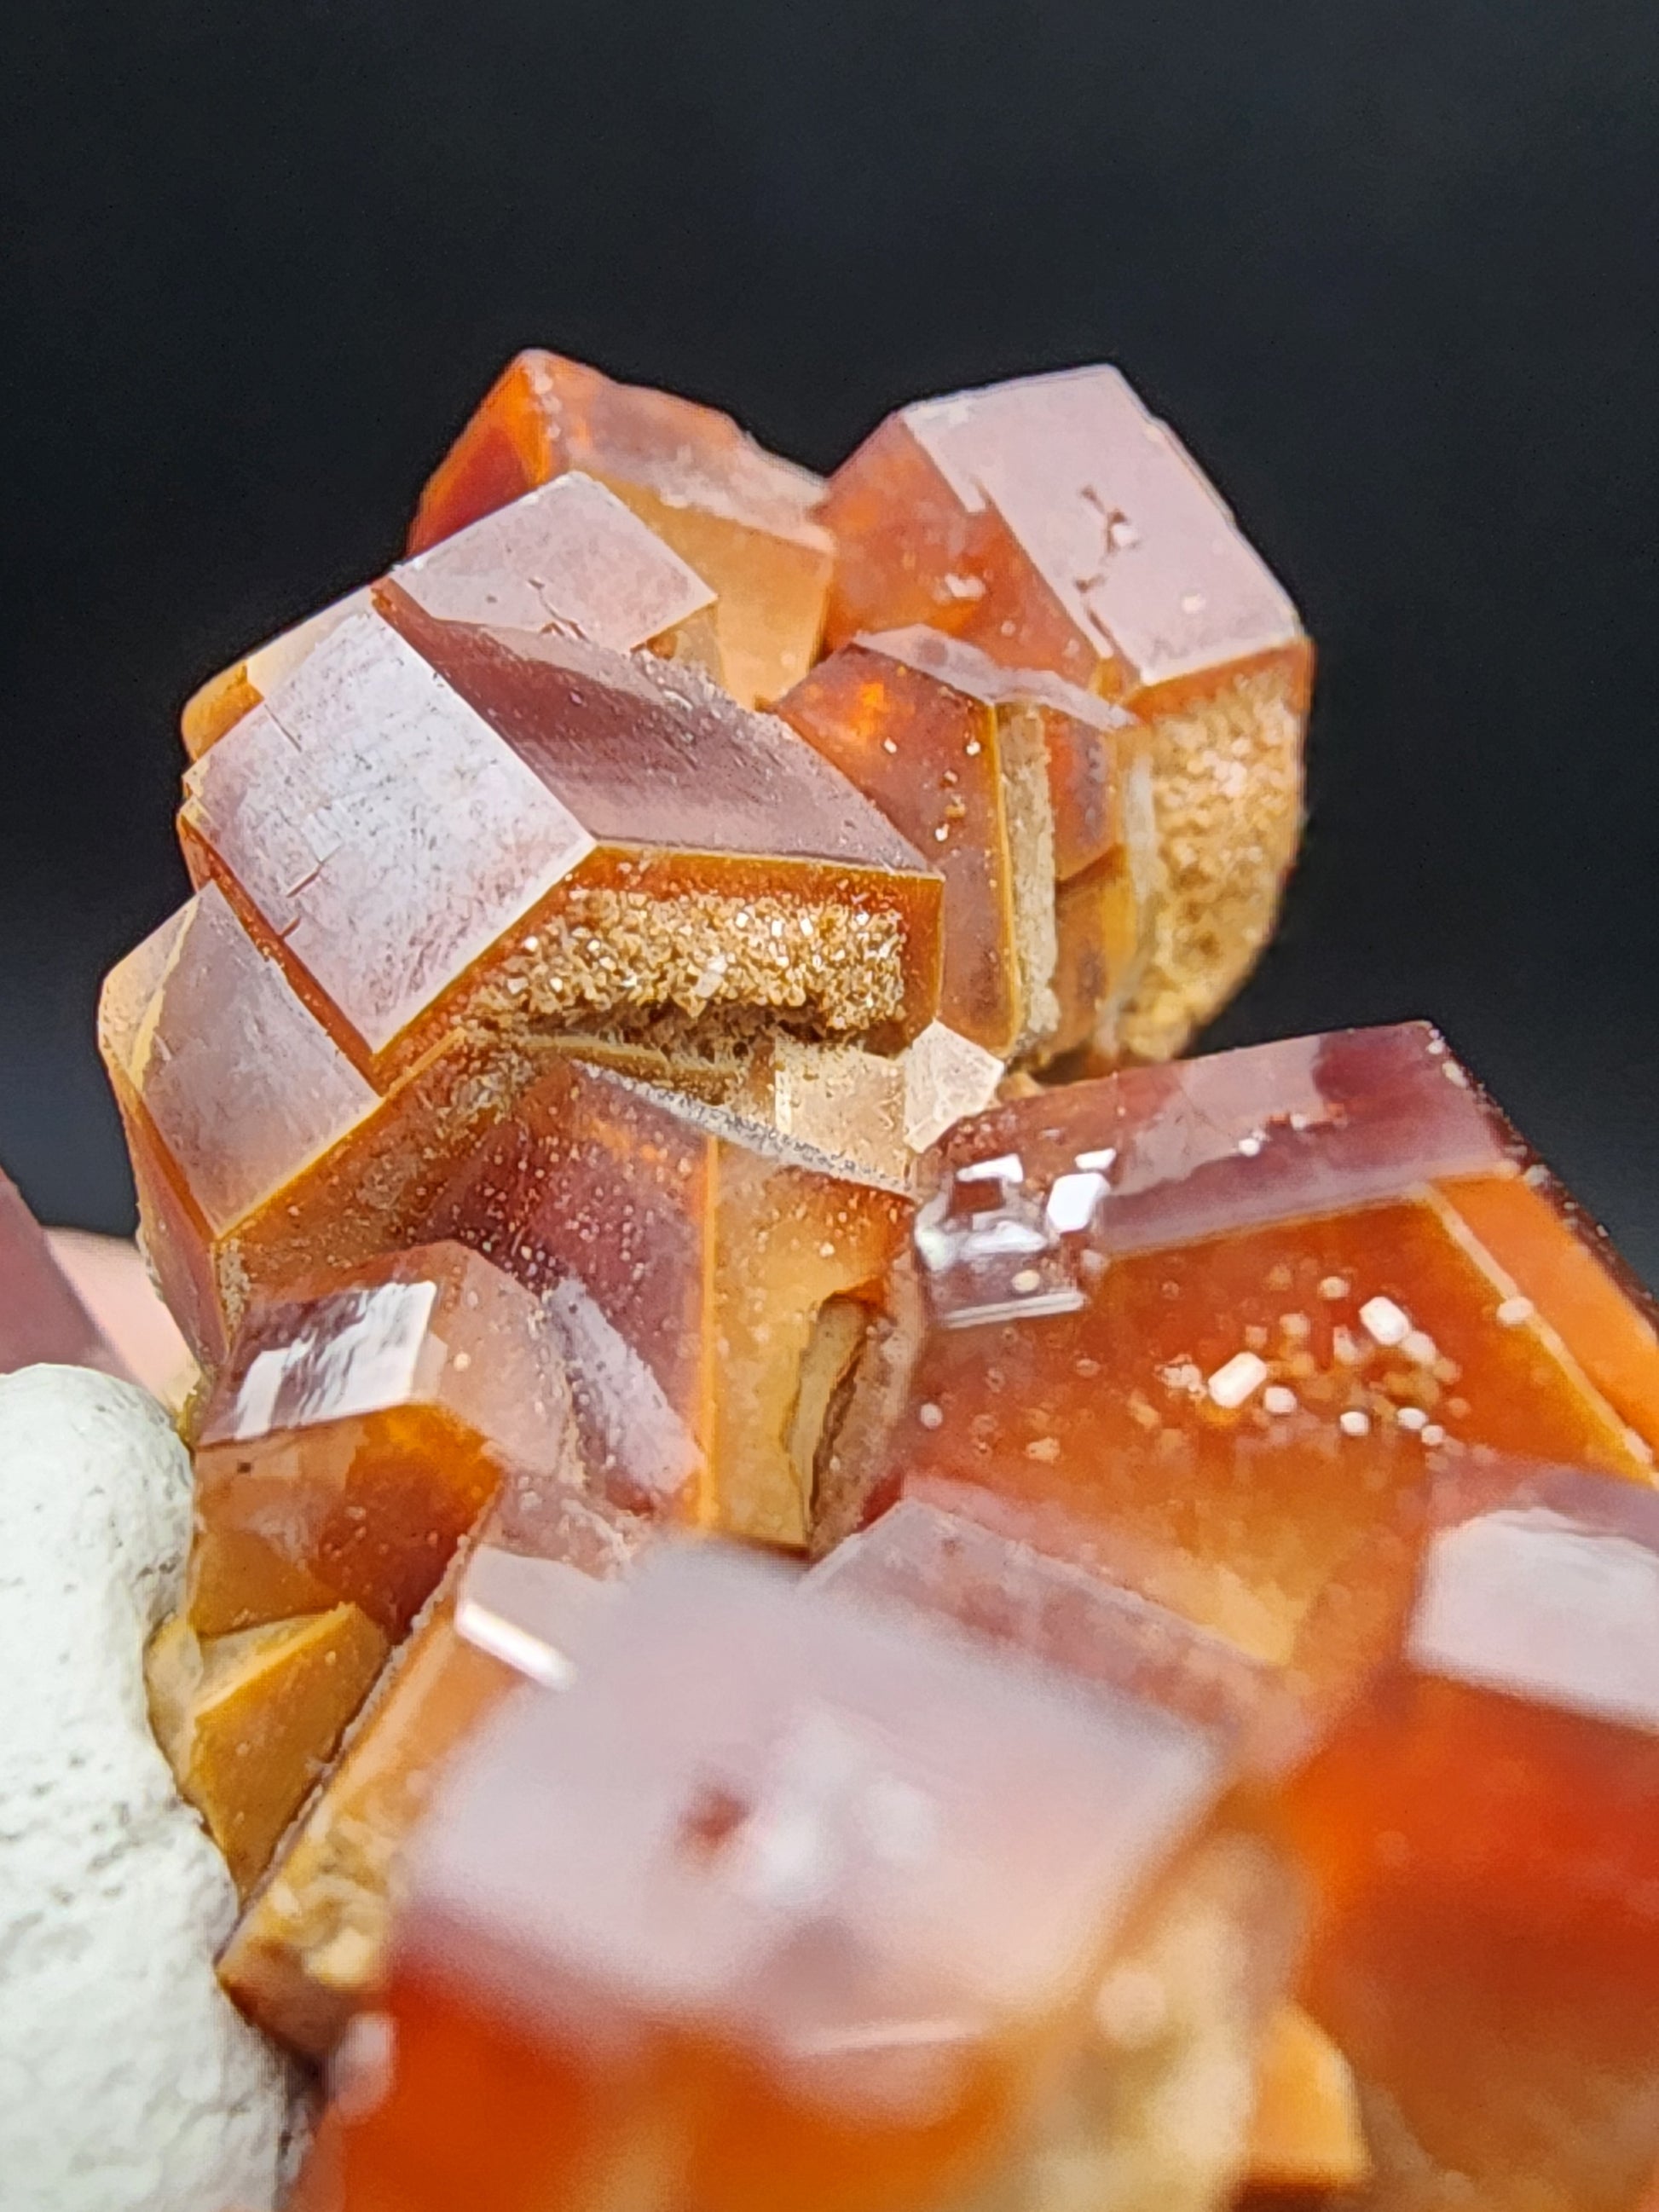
[55,350,1659,2211]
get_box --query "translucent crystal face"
[820,365,1304,702]
[408,349,835,707]
[424,1056,914,1545]
[191,1241,576,1637]
[182,598,944,1080]
[1286,1464,1659,2209]
[777,627,1149,1066]
[181,471,722,759]
[324,1545,1225,2212]
[823,1025,1659,1663]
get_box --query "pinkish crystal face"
[181,610,596,1064]
[100,884,379,1235]
[390,471,716,650]
[0,1170,128,1380]
[405,1542,1225,2076]
[901,368,1301,689]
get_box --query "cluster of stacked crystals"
[67,348,1659,2211]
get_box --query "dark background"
[3,3,1655,1279]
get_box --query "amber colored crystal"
[145,1603,389,1893]
[219,1484,641,2059]
[777,627,1151,1064]
[810,1498,1307,1779]
[408,349,835,707]
[309,1542,1229,2212]
[817,1025,1659,1673]
[178,599,942,1088]
[1284,1463,1659,2209]
[180,471,722,758]
[98,884,572,1366]
[0,1166,128,1379]
[1243,2005,1369,2193]
[818,365,1311,1058]
[189,1241,576,1637]
[423,1056,915,1546]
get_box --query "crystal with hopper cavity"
[306,1541,1234,2212]
[98,884,571,1366]
[0,1167,129,1379]
[1282,1463,1659,2209]
[189,1240,576,1638]
[145,1603,389,1894]
[816,1023,1659,1678]
[777,627,1152,1065]
[177,599,943,1089]
[218,1486,644,2061]
[423,1054,916,1546]
[408,348,835,707]
[179,471,722,757]
[818,365,1311,1058]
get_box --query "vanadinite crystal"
[189,1240,576,1637]
[104,596,942,1362]
[777,626,1154,1066]
[181,471,723,756]
[423,1054,916,1546]
[818,365,1310,1060]
[818,1023,1659,1672]
[1284,1462,1659,2209]
[305,1542,1250,2212]
[409,349,835,707]
[88,344,1659,2212]
[220,1481,644,2059]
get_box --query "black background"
[3,3,1655,1279]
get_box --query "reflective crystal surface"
[409,349,835,707]
[777,627,1151,1064]
[181,471,722,757]
[424,1056,916,1545]
[146,1602,389,1894]
[1286,1464,1659,2209]
[191,1241,576,1637]
[219,1481,642,2060]
[818,365,1310,1058]
[180,600,942,1083]
[818,1025,1659,1670]
[314,1543,1227,2212]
